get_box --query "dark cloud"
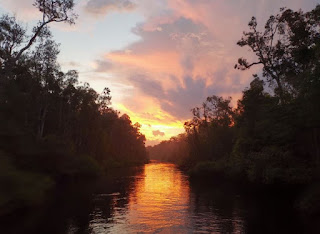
[95,59,113,72]
[130,74,164,98]
[160,76,207,119]
[85,0,136,15]
[102,10,251,120]
[153,130,165,137]
[130,17,208,54]
[128,71,244,120]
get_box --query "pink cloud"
[5,0,317,143]
[0,0,41,21]
[99,0,319,119]
[99,12,256,122]
[84,0,136,16]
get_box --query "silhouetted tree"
[153,5,320,184]
[0,0,148,213]
[15,0,77,62]
[235,6,320,103]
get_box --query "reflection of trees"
[243,189,303,234]
[188,181,245,233]
[89,166,145,232]
[2,182,96,234]
[2,165,304,234]
[188,181,305,234]
[0,166,145,234]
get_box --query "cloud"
[0,0,40,21]
[47,0,319,144]
[60,61,83,68]
[130,74,164,98]
[85,0,136,16]
[127,71,245,120]
[153,130,165,137]
[83,0,320,144]
[94,59,113,72]
[99,14,254,119]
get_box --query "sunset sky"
[0,0,318,145]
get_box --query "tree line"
[148,6,320,188]
[0,0,148,213]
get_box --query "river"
[2,161,307,233]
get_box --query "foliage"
[235,5,320,103]
[152,5,320,188]
[183,95,235,164]
[0,0,148,214]
[188,160,227,178]
[0,151,54,214]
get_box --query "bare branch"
[14,0,77,62]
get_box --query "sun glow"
[114,103,185,146]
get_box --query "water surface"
[2,161,306,233]
[89,162,246,233]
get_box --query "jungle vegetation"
[148,5,320,214]
[0,0,148,214]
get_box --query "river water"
[88,162,245,233]
[2,161,307,233]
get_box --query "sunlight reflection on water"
[88,162,245,233]
[0,162,306,234]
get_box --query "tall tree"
[14,0,77,62]
[235,5,320,103]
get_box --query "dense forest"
[1,0,320,224]
[148,5,320,215]
[0,0,148,214]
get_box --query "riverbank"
[0,163,147,234]
[0,148,149,218]
[184,161,320,233]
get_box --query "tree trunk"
[275,77,285,104]
[37,105,48,139]
[14,21,51,63]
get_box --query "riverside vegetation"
[148,5,320,217]
[0,0,148,215]
[1,0,320,226]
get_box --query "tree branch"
[14,20,51,62]
[246,61,263,68]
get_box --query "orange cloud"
[97,16,253,144]
[107,50,184,84]
[86,0,318,144]
[5,0,317,146]
[0,0,41,21]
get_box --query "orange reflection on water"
[127,162,190,232]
